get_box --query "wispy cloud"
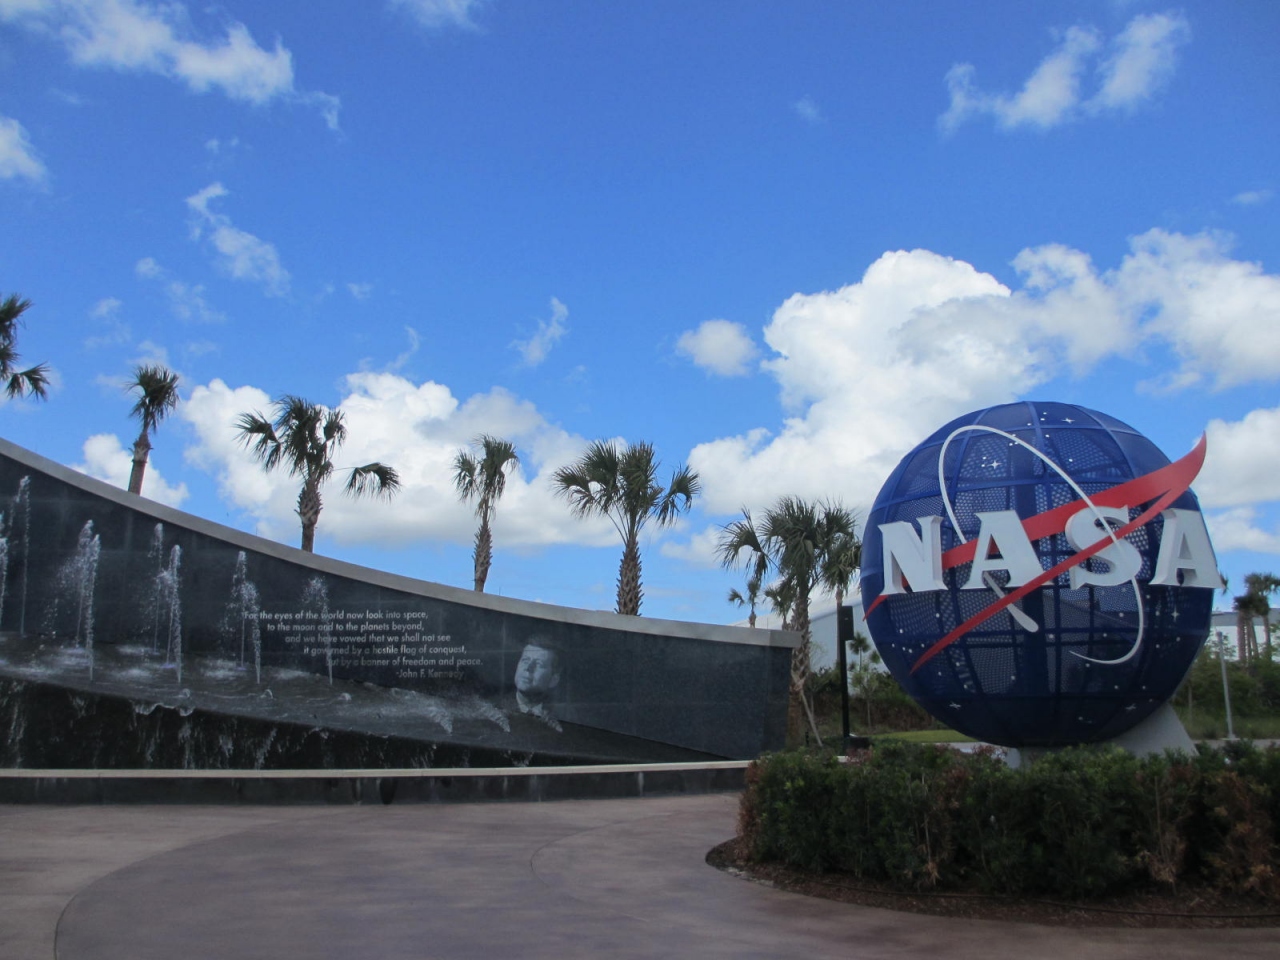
[1232,189,1274,207]
[135,256,228,323]
[1089,12,1192,113]
[185,182,291,297]
[389,0,485,31]
[84,296,131,348]
[0,115,48,183]
[940,11,1190,133]
[512,297,569,367]
[792,96,823,125]
[347,282,373,300]
[388,326,420,372]
[0,0,339,128]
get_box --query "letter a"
[1150,508,1226,590]
[962,510,1043,590]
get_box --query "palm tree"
[554,440,699,616]
[727,571,762,628]
[235,395,400,553]
[763,577,799,630]
[453,435,520,592]
[718,496,858,745]
[821,529,862,611]
[1242,573,1280,662]
[1234,593,1260,665]
[0,294,49,400]
[125,364,180,495]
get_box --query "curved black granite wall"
[0,438,795,767]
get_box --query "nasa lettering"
[860,401,1222,747]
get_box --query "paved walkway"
[1,794,1276,959]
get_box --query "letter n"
[880,517,946,595]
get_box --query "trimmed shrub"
[739,741,1280,902]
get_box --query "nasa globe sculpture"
[860,401,1222,748]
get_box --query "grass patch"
[878,729,975,743]
[1175,708,1280,741]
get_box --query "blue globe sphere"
[860,401,1216,747]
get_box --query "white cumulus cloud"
[676,319,759,377]
[688,230,1280,523]
[1197,407,1280,510]
[1204,507,1280,556]
[179,374,611,553]
[75,433,189,506]
[1118,230,1280,391]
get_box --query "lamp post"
[1216,630,1235,740]
[836,605,852,747]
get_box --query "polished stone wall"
[0,438,794,765]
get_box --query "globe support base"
[1006,702,1195,769]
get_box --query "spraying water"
[147,524,165,652]
[300,575,334,685]
[226,551,262,684]
[0,512,9,629]
[10,477,29,635]
[55,521,102,679]
[157,545,183,684]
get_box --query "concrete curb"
[0,760,750,804]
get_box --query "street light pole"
[1216,630,1236,740]
[837,605,853,748]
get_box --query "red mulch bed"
[706,838,1280,929]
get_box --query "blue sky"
[1,0,1277,625]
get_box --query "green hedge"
[738,740,1280,901]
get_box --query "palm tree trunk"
[616,534,642,616]
[128,431,151,495]
[473,521,493,592]
[792,592,823,747]
[297,479,322,553]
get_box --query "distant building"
[733,591,871,672]
[1208,609,1280,660]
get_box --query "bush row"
[738,740,1280,901]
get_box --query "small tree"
[0,294,49,400]
[728,571,763,628]
[847,631,882,729]
[1244,573,1279,661]
[126,364,180,495]
[719,496,857,745]
[1235,592,1264,666]
[453,435,520,592]
[235,395,400,552]
[554,440,699,616]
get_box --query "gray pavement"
[1,794,1277,959]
